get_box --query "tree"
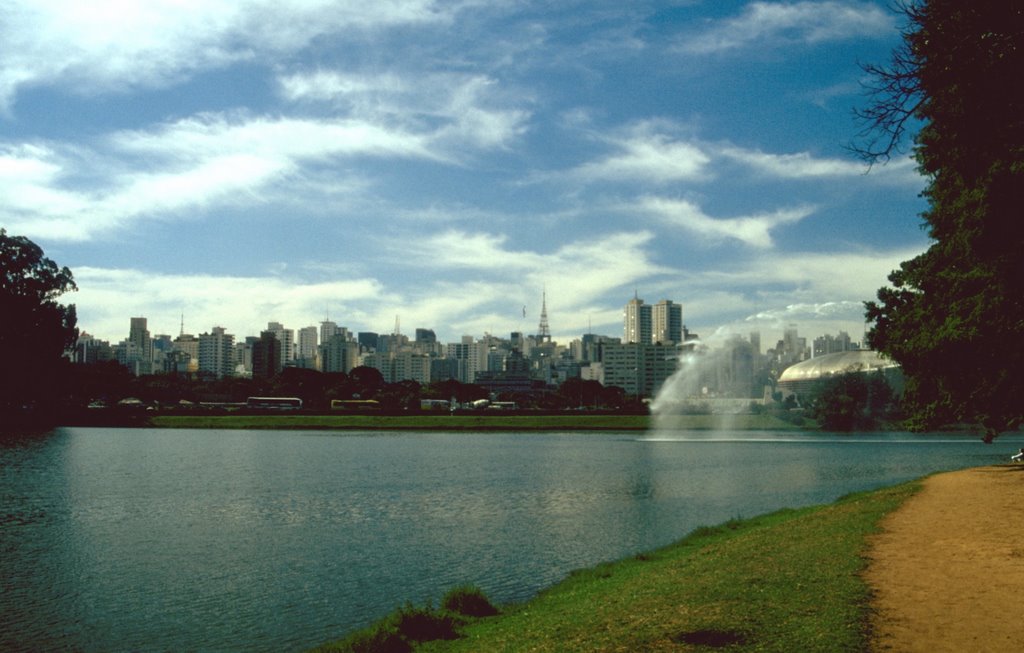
[0,230,79,418]
[807,373,899,432]
[270,367,327,409]
[857,2,1024,441]
[348,365,386,399]
[376,379,421,412]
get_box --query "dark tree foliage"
[348,365,386,399]
[857,1,1024,441]
[270,367,328,409]
[807,373,899,432]
[0,230,79,418]
[556,377,606,408]
[376,379,421,412]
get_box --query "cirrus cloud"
[677,1,893,54]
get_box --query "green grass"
[313,479,920,653]
[146,412,808,432]
[311,587,498,653]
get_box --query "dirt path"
[865,465,1024,652]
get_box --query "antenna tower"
[538,289,551,342]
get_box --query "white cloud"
[111,113,437,162]
[558,121,709,185]
[660,245,927,347]
[403,231,544,271]
[279,70,531,152]
[745,300,867,325]
[719,146,867,178]
[0,0,450,109]
[392,228,673,337]
[685,245,923,312]
[718,145,925,187]
[1,113,443,241]
[636,196,813,248]
[678,1,893,54]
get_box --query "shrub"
[392,604,460,642]
[440,585,499,617]
[316,621,410,653]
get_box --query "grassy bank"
[313,479,920,653]
[145,412,807,431]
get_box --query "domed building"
[777,350,902,400]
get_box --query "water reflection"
[1,427,1017,652]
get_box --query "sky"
[1,0,930,350]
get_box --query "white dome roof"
[778,350,898,383]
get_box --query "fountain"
[648,331,765,435]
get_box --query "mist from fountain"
[648,331,758,436]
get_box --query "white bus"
[246,396,303,410]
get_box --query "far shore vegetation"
[143,412,808,432]
[311,479,922,653]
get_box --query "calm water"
[1,427,1019,652]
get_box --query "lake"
[1,427,1019,652]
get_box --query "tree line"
[62,361,635,414]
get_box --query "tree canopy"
[1,230,79,417]
[858,1,1024,441]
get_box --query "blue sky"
[1,1,928,349]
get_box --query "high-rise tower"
[651,300,683,344]
[537,290,551,342]
[128,317,153,375]
[624,293,652,344]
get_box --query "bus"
[420,399,452,411]
[330,399,380,411]
[246,396,303,410]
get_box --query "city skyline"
[87,298,851,360]
[2,2,928,347]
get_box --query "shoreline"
[310,465,1024,652]
[312,475,928,652]
[56,411,817,432]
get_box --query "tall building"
[602,342,680,398]
[198,326,235,378]
[624,295,652,344]
[266,321,295,368]
[252,331,281,379]
[74,332,113,364]
[391,351,432,384]
[415,328,436,344]
[320,333,358,374]
[173,333,199,373]
[321,320,340,344]
[651,300,683,344]
[780,324,808,364]
[128,317,153,375]
[358,332,379,352]
[446,336,488,383]
[297,326,318,369]
[813,331,857,357]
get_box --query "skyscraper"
[252,331,281,379]
[297,326,318,368]
[651,300,683,344]
[623,295,652,344]
[128,316,153,375]
[198,326,235,378]
[267,321,295,368]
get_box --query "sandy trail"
[865,465,1024,652]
